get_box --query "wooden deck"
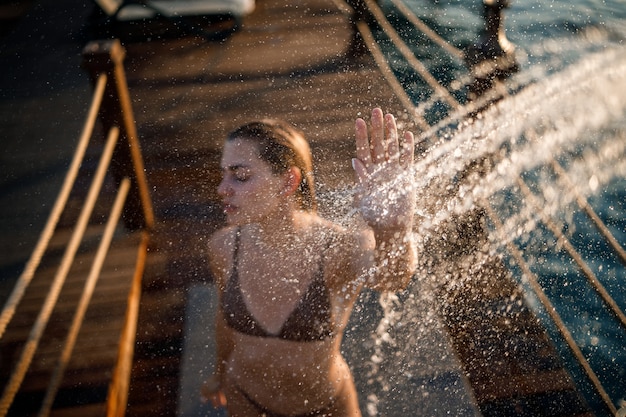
[0,226,143,416]
[1,0,594,416]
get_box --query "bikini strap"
[317,240,327,279]
[232,227,241,266]
[319,231,336,275]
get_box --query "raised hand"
[352,108,415,231]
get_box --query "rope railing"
[348,0,510,150]
[361,0,461,109]
[483,202,618,415]
[38,177,131,417]
[362,0,524,143]
[515,177,626,330]
[0,74,107,339]
[387,0,465,61]
[549,158,626,267]
[0,38,153,417]
[521,128,626,270]
[106,230,149,417]
[0,126,121,417]
[355,21,429,132]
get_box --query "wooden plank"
[0,224,143,416]
[106,231,148,417]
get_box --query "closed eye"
[221,165,251,183]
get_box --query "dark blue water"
[374,0,626,415]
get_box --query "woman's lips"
[222,203,237,214]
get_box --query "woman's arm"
[214,307,233,394]
[201,307,231,407]
[201,228,236,407]
[352,108,417,292]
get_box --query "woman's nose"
[217,178,230,197]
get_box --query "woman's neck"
[248,208,308,249]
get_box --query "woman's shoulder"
[207,226,239,284]
[302,213,346,241]
[311,214,371,246]
[305,214,373,265]
[208,225,239,251]
[307,216,372,293]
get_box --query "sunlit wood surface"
[0,224,143,417]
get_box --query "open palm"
[353,108,416,231]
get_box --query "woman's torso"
[215,216,362,412]
[227,332,349,411]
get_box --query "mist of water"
[319,41,626,415]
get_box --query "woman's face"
[217,138,286,225]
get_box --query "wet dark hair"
[226,119,317,212]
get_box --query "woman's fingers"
[385,113,399,163]
[352,157,367,184]
[399,130,414,168]
[200,376,227,408]
[370,108,386,164]
[355,108,411,172]
[355,108,387,169]
[355,117,372,170]
[353,109,416,229]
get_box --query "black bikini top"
[221,229,333,342]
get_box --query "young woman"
[201,108,416,416]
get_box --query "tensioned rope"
[36,178,131,417]
[483,202,618,415]
[361,0,460,109]
[0,127,120,417]
[523,128,626,269]
[549,158,626,267]
[0,74,108,339]
[387,0,465,61]
[516,177,626,330]
[106,229,149,417]
[356,20,430,132]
